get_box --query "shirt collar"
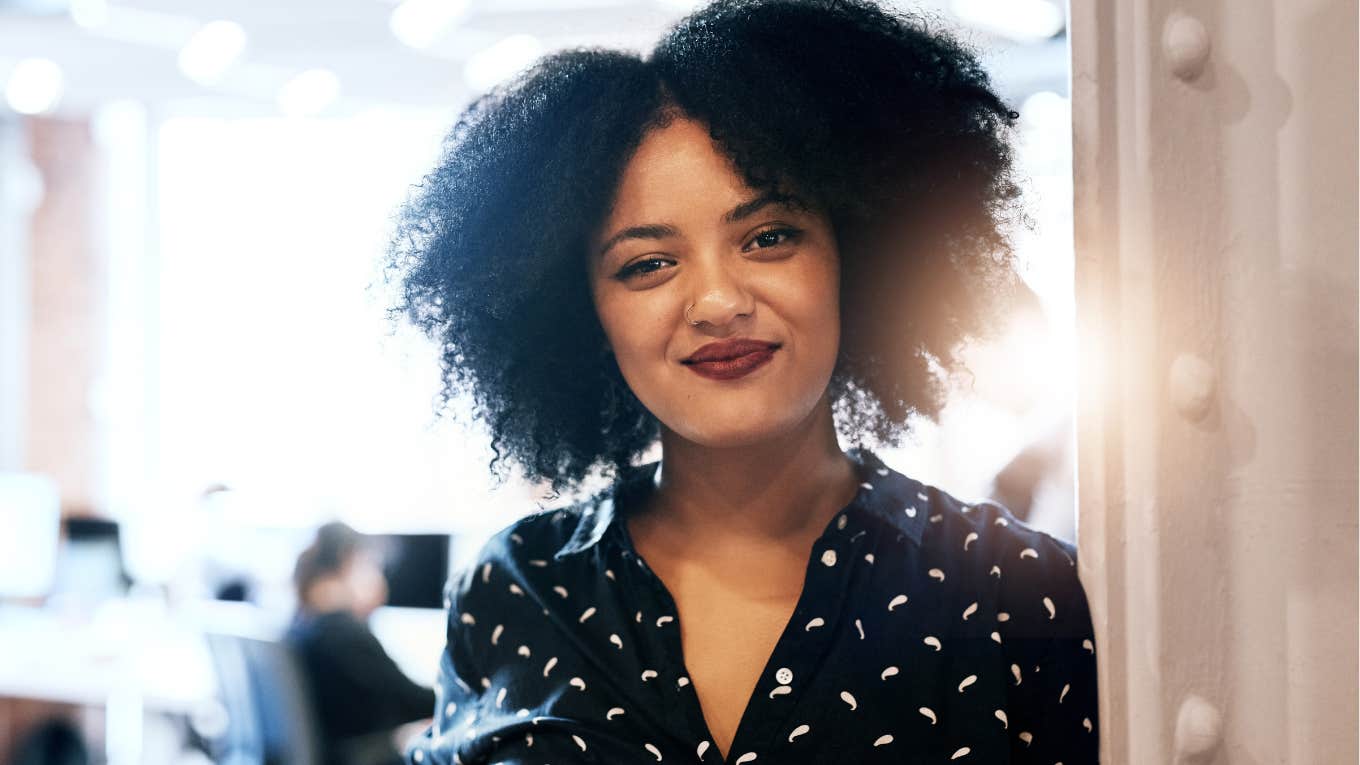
[553,446,927,561]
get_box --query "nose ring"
[685,304,700,326]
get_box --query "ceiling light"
[178,20,247,86]
[463,34,543,92]
[389,0,471,50]
[949,0,1064,43]
[5,58,64,115]
[277,68,341,118]
[69,0,109,29]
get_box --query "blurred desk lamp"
[0,473,60,598]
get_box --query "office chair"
[205,632,322,765]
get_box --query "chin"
[680,428,778,450]
[638,369,834,448]
[665,403,813,449]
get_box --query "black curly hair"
[386,0,1028,498]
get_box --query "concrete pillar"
[1070,0,1358,762]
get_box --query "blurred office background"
[0,0,1075,763]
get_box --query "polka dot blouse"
[404,446,1099,764]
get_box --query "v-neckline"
[608,452,879,763]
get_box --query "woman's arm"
[998,535,1100,763]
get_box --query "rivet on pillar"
[1169,353,1215,421]
[1163,11,1212,81]
[1173,694,1223,762]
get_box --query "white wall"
[0,116,33,472]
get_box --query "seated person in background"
[286,522,435,765]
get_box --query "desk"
[366,606,446,690]
[0,599,445,764]
[0,599,216,713]
[0,598,218,764]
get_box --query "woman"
[286,522,436,765]
[389,1,1098,763]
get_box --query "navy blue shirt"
[405,447,1099,764]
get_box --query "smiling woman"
[387,1,1027,496]
[386,1,1096,763]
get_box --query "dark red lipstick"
[682,338,781,380]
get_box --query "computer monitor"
[368,533,450,610]
[52,517,131,601]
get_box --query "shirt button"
[820,549,837,567]
[775,667,794,684]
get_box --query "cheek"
[360,569,387,602]
[777,256,842,340]
[594,290,670,357]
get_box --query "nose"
[685,256,755,328]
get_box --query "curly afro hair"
[386,0,1028,498]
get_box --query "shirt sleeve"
[296,611,438,736]
[1000,536,1101,764]
[340,617,439,726]
[403,566,487,765]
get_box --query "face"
[343,549,388,618]
[587,115,842,448]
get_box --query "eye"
[744,226,803,252]
[615,257,674,281]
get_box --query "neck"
[640,389,860,555]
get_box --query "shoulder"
[484,501,590,567]
[286,610,375,655]
[443,493,603,610]
[918,485,1086,637]
[919,483,1077,566]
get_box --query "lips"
[680,338,782,381]
[682,338,782,364]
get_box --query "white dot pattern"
[403,446,1099,764]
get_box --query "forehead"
[601,116,752,228]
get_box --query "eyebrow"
[595,191,807,260]
[595,223,680,260]
[723,191,803,224]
